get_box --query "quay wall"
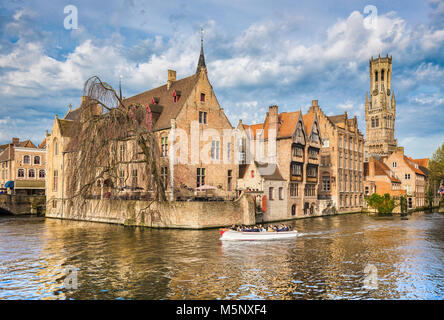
[0,194,46,215]
[45,194,256,229]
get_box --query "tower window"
[375,71,378,82]
[381,69,385,81]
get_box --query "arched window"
[39,170,45,178]
[34,156,41,165]
[53,138,58,156]
[375,71,378,82]
[291,204,296,216]
[375,117,379,127]
[23,155,30,164]
[371,117,375,128]
[381,69,385,81]
[28,169,35,178]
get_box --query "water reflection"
[0,213,443,299]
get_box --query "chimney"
[167,70,176,90]
[268,105,279,136]
[12,137,19,146]
[369,157,375,177]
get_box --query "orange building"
[364,157,405,199]
[0,138,46,195]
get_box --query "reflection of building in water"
[39,219,173,299]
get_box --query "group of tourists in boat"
[230,224,291,232]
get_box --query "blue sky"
[0,0,443,158]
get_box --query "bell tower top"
[369,54,392,95]
[364,54,397,158]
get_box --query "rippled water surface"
[0,212,443,299]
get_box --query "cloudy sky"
[0,0,443,158]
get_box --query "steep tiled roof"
[328,114,346,124]
[404,156,425,176]
[0,143,8,152]
[57,119,76,137]
[16,140,36,148]
[366,159,401,183]
[123,73,200,131]
[411,158,429,169]
[0,148,10,162]
[375,160,401,183]
[39,137,47,149]
[64,107,81,121]
[261,111,301,139]
[302,112,315,135]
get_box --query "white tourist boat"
[219,229,298,241]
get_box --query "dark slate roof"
[57,118,76,137]
[328,114,346,124]
[122,73,200,131]
[16,140,36,148]
[64,107,81,121]
[239,162,285,181]
[0,148,10,162]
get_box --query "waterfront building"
[237,161,286,222]
[382,147,427,209]
[363,156,405,199]
[237,105,321,219]
[0,137,46,195]
[46,38,238,215]
[364,55,397,159]
[307,100,365,213]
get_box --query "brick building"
[308,100,365,213]
[46,39,238,215]
[0,138,46,195]
[382,148,427,209]
[363,156,405,198]
[237,105,321,219]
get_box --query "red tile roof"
[123,73,200,131]
[404,156,426,176]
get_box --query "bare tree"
[63,76,167,218]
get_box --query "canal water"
[0,212,443,300]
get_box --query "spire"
[196,28,206,73]
[119,75,123,100]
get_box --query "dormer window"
[172,90,181,103]
[200,93,206,102]
[151,97,159,105]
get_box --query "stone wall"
[0,194,46,215]
[46,193,256,229]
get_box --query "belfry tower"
[364,54,397,159]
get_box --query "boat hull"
[219,230,298,241]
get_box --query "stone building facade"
[46,41,238,216]
[0,138,46,195]
[237,105,321,219]
[237,161,287,222]
[364,55,397,159]
[308,100,365,213]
